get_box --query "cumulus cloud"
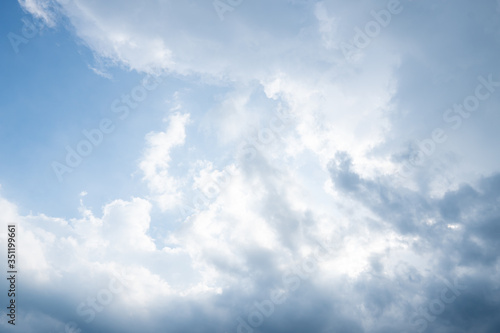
[139,112,190,211]
[7,0,500,332]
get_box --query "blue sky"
[1,0,500,332]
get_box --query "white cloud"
[139,112,190,211]
[18,0,57,27]
[314,1,339,50]
[101,198,156,252]
[9,0,500,331]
